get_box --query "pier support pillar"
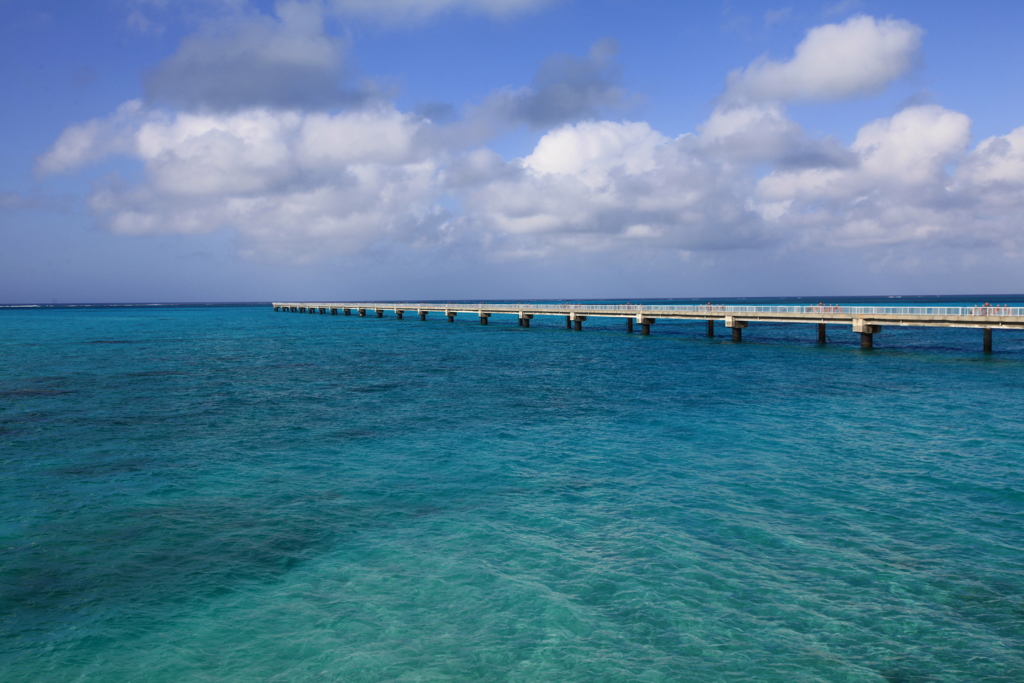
[984,328,993,353]
[818,323,826,344]
[518,317,523,326]
[343,308,351,315]
[446,311,456,323]
[358,309,366,317]
[309,308,315,314]
[419,311,427,321]
[852,320,880,349]
[626,318,633,333]
[575,320,583,331]
[639,318,655,336]
[331,308,337,315]
[519,314,532,328]
[479,313,490,325]
[320,307,326,314]
[395,310,404,320]
[725,317,748,342]
[707,320,714,338]
[376,309,384,318]
[566,316,572,329]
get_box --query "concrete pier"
[725,316,747,342]
[273,301,1024,355]
[853,320,880,350]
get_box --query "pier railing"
[336,303,1024,317]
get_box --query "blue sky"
[2,0,1023,303]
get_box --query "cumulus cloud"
[724,15,922,103]
[699,103,854,168]
[145,1,369,111]
[753,106,984,248]
[455,121,769,257]
[326,0,555,22]
[37,100,146,175]
[45,103,448,260]
[481,38,625,129]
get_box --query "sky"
[1,0,1023,303]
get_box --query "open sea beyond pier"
[2,298,1024,682]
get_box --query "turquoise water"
[2,302,1024,682]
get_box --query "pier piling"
[707,320,714,337]
[626,318,633,333]
[984,328,993,353]
[818,323,826,344]
[725,316,747,342]
[852,320,880,349]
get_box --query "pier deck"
[271,302,1024,351]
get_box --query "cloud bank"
[39,12,1024,267]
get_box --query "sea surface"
[2,299,1024,682]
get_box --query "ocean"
[2,299,1023,681]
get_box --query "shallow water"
[2,303,1023,681]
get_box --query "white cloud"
[957,126,1024,187]
[45,103,447,260]
[457,120,768,255]
[725,15,922,103]
[758,105,971,202]
[37,100,146,175]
